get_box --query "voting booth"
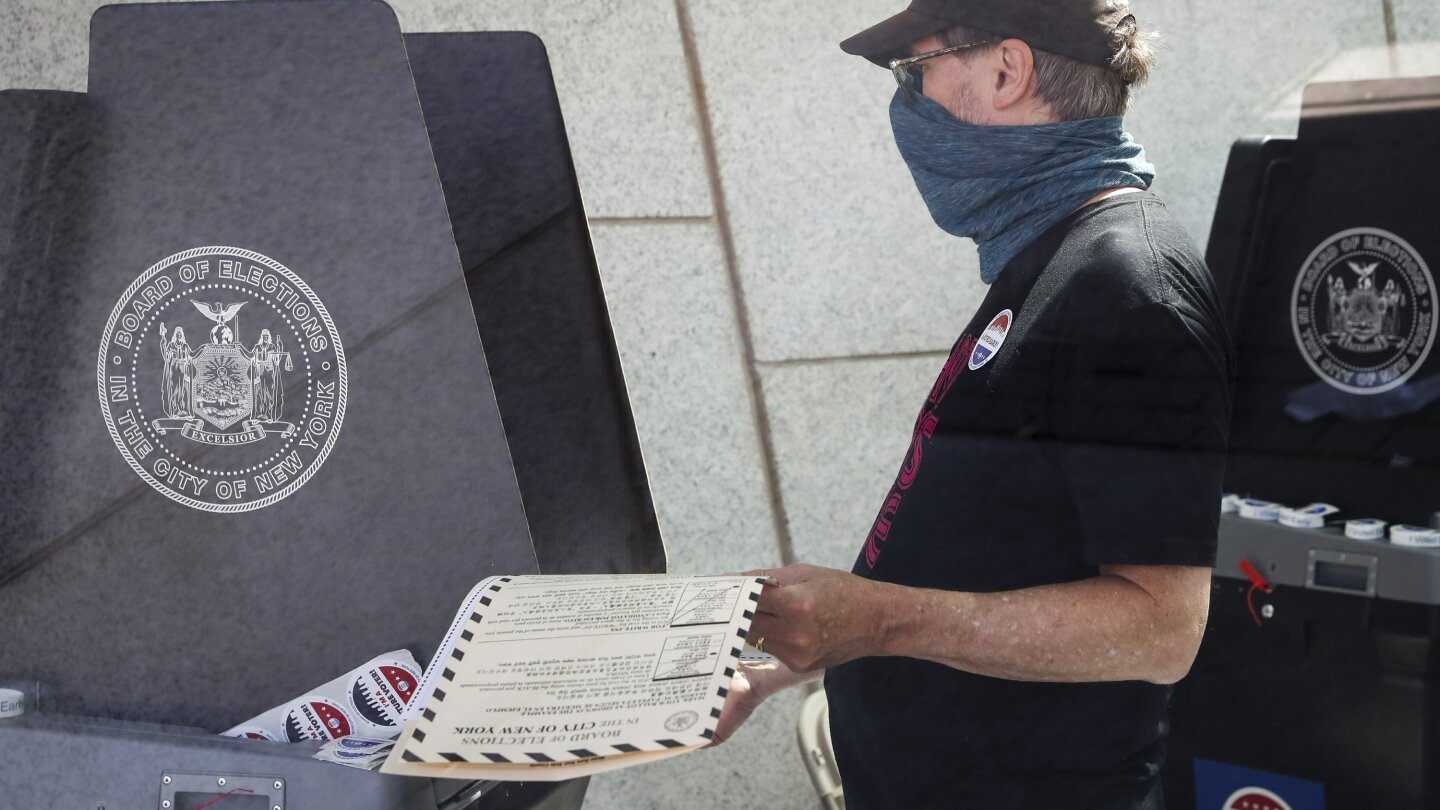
[1164,77,1440,809]
[0,2,663,808]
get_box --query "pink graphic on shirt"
[863,333,978,569]
[864,492,904,569]
[897,412,940,491]
[927,335,971,406]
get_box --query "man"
[715,2,1232,807]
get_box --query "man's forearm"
[880,574,1203,685]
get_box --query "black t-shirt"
[824,191,1233,809]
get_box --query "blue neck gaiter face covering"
[889,89,1156,284]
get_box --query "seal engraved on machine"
[1292,227,1436,395]
[97,246,348,512]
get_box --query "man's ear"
[990,38,1039,112]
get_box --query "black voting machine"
[0,3,663,808]
[1164,77,1440,809]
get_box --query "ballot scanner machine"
[0,3,663,808]
[1163,77,1440,810]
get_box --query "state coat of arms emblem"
[98,247,347,512]
[1291,227,1436,395]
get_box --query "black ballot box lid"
[0,1,547,731]
[1212,76,1440,525]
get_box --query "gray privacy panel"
[406,32,665,576]
[0,1,539,730]
[0,91,97,562]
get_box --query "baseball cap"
[840,0,1134,70]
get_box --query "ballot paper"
[381,574,768,780]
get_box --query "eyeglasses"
[889,42,988,102]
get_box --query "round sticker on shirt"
[968,309,1013,370]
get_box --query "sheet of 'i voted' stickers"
[221,651,423,744]
[381,574,768,781]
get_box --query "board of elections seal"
[97,247,347,512]
[664,709,699,733]
[1292,227,1435,395]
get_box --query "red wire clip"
[1239,559,1274,628]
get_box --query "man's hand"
[711,663,765,746]
[748,564,897,673]
[711,658,823,746]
